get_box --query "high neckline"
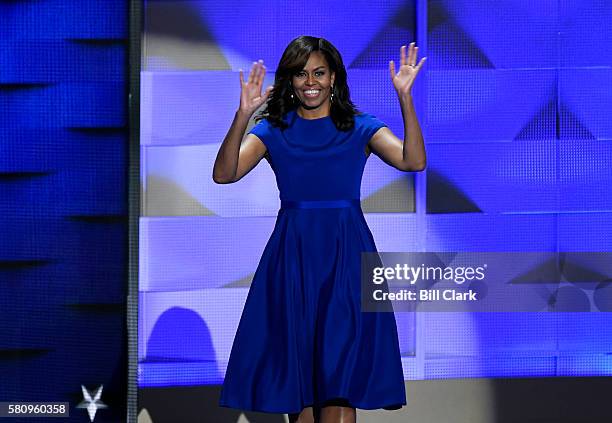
[294,110,331,122]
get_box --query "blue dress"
[219,109,406,413]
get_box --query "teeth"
[304,90,320,95]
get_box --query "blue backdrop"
[1,1,128,421]
[138,0,612,388]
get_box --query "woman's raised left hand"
[389,42,426,97]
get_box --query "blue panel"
[559,214,612,251]
[140,217,277,291]
[144,0,407,71]
[427,70,557,142]
[560,0,612,67]
[431,0,558,69]
[0,0,128,414]
[560,69,612,140]
[425,214,559,251]
[0,1,126,39]
[139,0,612,389]
[427,140,560,214]
[559,140,612,212]
[0,83,126,128]
[1,41,126,83]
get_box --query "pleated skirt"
[219,200,406,413]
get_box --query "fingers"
[248,60,262,84]
[415,57,427,71]
[408,42,416,66]
[253,86,273,110]
[261,85,274,102]
[399,42,423,69]
[254,59,263,85]
[239,69,244,87]
[247,60,266,86]
[401,43,418,66]
[257,63,267,88]
[389,60,396,79]
[247,62,255,84]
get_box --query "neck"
[296,102,331,120]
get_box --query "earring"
[290,93,294,100]
[330,85,334,103]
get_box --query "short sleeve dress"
[218,109,406,413]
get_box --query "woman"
[214,36,426,423]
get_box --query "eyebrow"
[300,66,327,72]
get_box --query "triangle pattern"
[559,102,596,140]
[350,3,415,69]
[362,175,415,213]
[514,87,558,140]
[427,2,494,69]
[426,169,481,214]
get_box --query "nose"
[306,74,315,85]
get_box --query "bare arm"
[212,60,273,184]
[368,43,427,172]
[212,110,268,183]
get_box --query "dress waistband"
[280,199,361,210]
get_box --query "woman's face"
[291,51,336,112]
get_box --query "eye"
[295,71,306,78]
[315,71,325,77]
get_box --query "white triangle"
[137,408,154,423]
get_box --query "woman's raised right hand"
[239,59,273,116]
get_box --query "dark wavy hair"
[255,36,359,131]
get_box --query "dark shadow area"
[139,385,286,423]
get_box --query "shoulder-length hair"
[255,35,359,131]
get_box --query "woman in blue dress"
[213,36,426,423]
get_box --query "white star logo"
[76,384,108,422]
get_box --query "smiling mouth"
[303,89,321,98]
